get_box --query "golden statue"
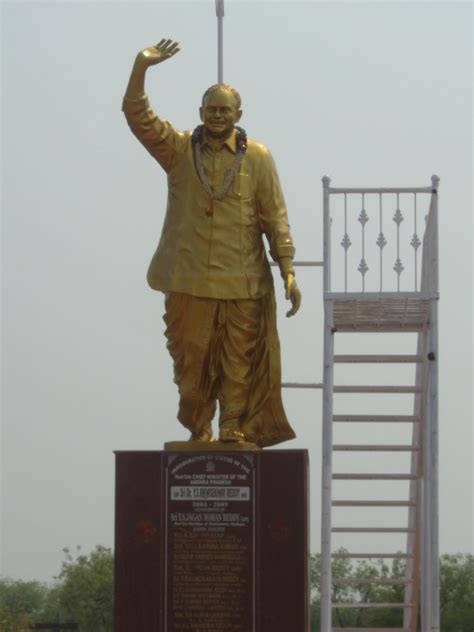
[123,40,301,448]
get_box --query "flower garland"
[192,125,248,216]
[192,124,247,152]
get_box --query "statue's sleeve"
[255,148,295,262]
[122,95,188,173]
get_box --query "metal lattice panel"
[332,296,431,331]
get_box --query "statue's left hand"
[285,275,301,318]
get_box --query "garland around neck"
[192,125,248,214]
[192,125,248,153]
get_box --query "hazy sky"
[2,0,472,583]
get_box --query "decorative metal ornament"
[358,208,369,226]
[358,258,369,276]
[393,257,405,276]
[341,233,352,251]
[376,232,387,249]
[411,233,421,251]
[393,208,404,226]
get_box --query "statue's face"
[199,89,242,140]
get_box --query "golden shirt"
[122,95,295,299]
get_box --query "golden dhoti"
[163,290,295,448]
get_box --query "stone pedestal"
[114,450,310,632]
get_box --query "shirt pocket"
[233,172,251,201]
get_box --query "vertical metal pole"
[422,178,440,632]
[422,390,432,632]
[414,194,419,291]
[216,0,224,83]
[320,299,334,632]
[343,193,348,293]
[379,193,383,291]
[322,176,331,292]
[396,192,401,292]
[361,193,366,292]
[428,300,439,632]
[429,176,440,632]
[321,176,334,631]
[405,327,427,632]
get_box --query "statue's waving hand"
[139,39,180,67]
[125,39,180,99]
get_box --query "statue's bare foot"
[189,425,215,442]
[219,420,245,443]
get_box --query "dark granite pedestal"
[114,450,310,632]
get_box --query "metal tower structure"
[318,176,440,632]
[285,177,440,631]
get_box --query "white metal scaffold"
[282,176,439,632]
[285,177,440,632]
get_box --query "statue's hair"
[201,84,242,110]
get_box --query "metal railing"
[323,176,439,296]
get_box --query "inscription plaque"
[114,450,309,632]
[166,453,255,632]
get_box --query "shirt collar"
[202,128,237,153]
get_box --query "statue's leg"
[217,298,262,442]
[163,292,218,440]
[178,397,217,441]
[241,289,296,448]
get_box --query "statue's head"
[199,84,242,140]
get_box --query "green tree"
[311,551,474,632]
[0,604,32,632]
[55,545,113,632]
[311,551,359,628]
[0,577,58,629]
[440,553,474,632]
[0,578,49,620]
[351,558,405,628]
[310,551,406,630]
[0,576,74,626]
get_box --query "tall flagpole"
[216,0,224,83]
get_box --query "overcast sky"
[1,0,472,583]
